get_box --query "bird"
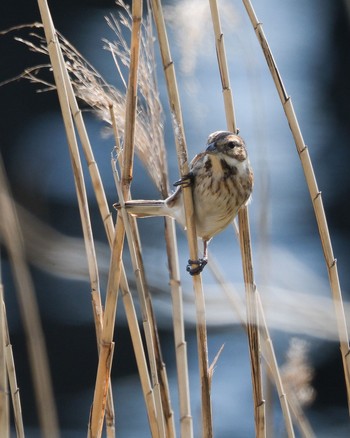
[118,131,253,275]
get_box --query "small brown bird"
[120,131,253,275]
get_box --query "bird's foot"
[173,172,194,188]
[186,258,208,276]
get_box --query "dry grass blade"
[150,1,213,437]
[242,0,350,413]
[0,155,59,438]
[208,1,265,435]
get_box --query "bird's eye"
[227,141,236,149]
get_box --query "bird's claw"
[173,172,194,188]
[186,258,208,276]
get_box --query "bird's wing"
[189,151,206,170]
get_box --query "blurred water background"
[1,0,350,436]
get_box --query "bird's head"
[205,131,248,162]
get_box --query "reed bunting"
[118,131,253,275]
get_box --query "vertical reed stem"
[151,1,213,436]
[242,0,350,413]
[208,1,266,435]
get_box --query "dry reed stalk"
[164,216,194,438]
[0,156,59,437]
[242,0,350,412]
[129,217,176,438]
[56,41,118,438]
[54,7,167,434]
[89,0,144,432]
[34,2,117,436]
[53,25,131,437]
[150,1,213,437]
[112,160,168,438]
[1,284,25,438]
[0,282,9,438]
[115,6,192,430]
[238,209,266,437]
[208,1,265,435]
[110,114,175,437]
[13,13,193,434]
[89,3,167,436]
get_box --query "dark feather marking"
[220,159,237,178]
[205,158,213,172]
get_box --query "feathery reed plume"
[282,338,315,408]
[281,338,316,437]
[10,7,167,195]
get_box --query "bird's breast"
[192,154,253,239]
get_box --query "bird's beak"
[205,142,217,154]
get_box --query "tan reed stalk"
[128,214,176,438]
[109,108,160,438]
[56,27,159,437]
[239,210,265,438]
[111,160,168,438]
[0,156,59,437]
[1,284,25,438]
[0,282,9,438]
[112,6,192,430]
[164,216,194,438]
[150,1,213,436]
[208,1,266,435]
[89,2,160,436]
[56,41,118,438]
[34,2,117,437]
[57,10,168,432]
[110,109,175,436]
[55,9,160,437]
[242,0,350,413]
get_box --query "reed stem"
[242,0,350,413]
[151,1,213,436]
[208,1,265,435]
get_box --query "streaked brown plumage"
[119,131,253,275]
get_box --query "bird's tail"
[115,200,169,218]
